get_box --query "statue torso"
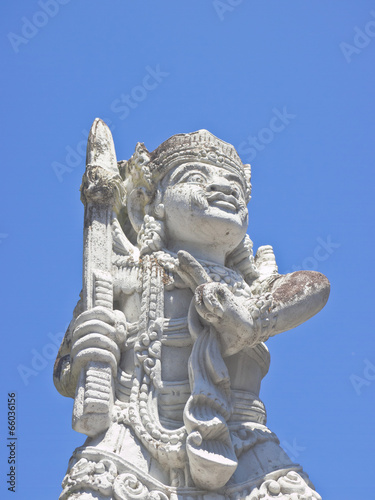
[114,257,269,428]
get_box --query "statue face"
[159,162,249,255]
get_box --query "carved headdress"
[120,129,252,202]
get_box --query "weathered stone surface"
[54,120,329,499]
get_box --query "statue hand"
[193,282,256,357]
[176,250,260,356]
[70,306,126,380]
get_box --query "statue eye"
[184,173,206,184]
[231,182,245,199]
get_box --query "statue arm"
[188,269,329,358]
[264,269,330,337]
[53,293,128,399]
[248,245,330,340]
[178,249,330,357]
[53,296,84,398]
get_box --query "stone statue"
[54,119,330,500]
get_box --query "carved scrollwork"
[113,473,169,500]
[246,471,321,500]
[60,457,117,499]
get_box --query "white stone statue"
[54,119,330,500]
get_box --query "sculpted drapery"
[54,120,329,500]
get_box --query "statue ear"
[127,188,151,233]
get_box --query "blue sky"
[1,1,374,498]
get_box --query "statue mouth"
[206,193,239,212]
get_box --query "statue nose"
[207,182,239,198]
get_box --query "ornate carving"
[60,458,117,499]
[124,130,252,202]
[81,164,125,210]
[183,323,237,489]
[113,474,169,500]
[138,215,166,255]
[246,471,322,500]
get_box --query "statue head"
[121,130,253,262]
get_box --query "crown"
[121,129,252,201]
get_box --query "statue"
[54,119,330,500]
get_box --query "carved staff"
[72,118,124,436]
